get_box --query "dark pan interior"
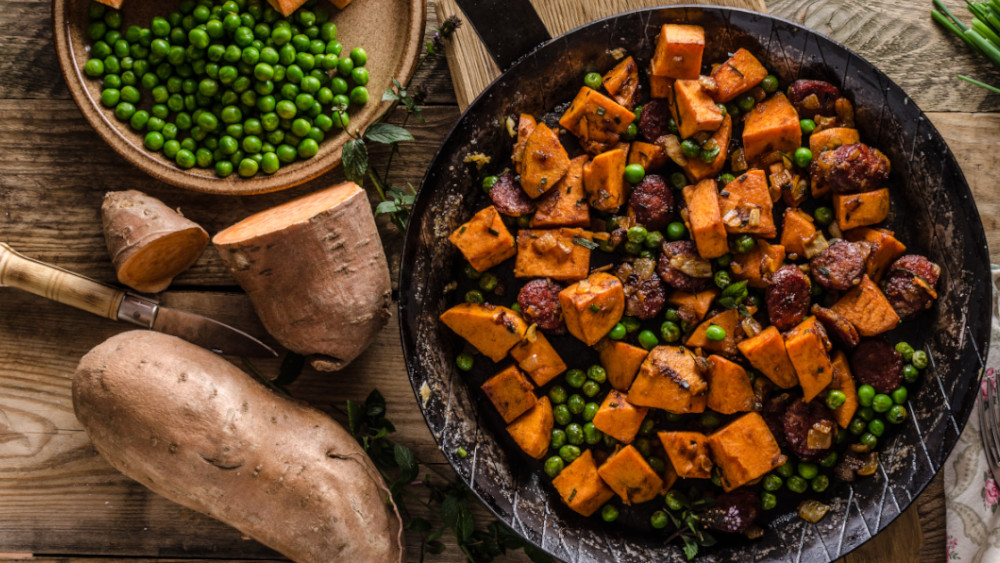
[399,6,991,562]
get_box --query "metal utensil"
[0,243,277,358]
[980,265,1000,481]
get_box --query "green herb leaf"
[722,280,748,298]
[394,442,418,481]
[365,122,416,144]
[573,236,600,250]
[346,399,362,436]
[342,138,368,184]
[376,200,403,215]
[682,536,699,560]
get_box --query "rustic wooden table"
[1,0,999,561]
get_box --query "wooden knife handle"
[0,243,124,320]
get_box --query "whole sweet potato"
[72,330,403,563]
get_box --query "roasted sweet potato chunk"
[509,330,567,386]
[780,208,820,259]
[710,48,768,103]
[506,396,553,460]
[834,189,890,231]
[684,115,732,182]
[671,79,724,139]
[658,431,713,479]
[742,93,801,163]
[629,141,669,172]
[532,155,590,228]
[737,325,798,388]
[686,308,745,356]
[707,412,786,492]
[439,303,527,362]
[730,240,785,288]
[512,113,537,168]
[448,206,517,272]
[651,24,705,79]
[830,275,900,336]
[559,272,626,346]
[514,228,592,282]
[828,351,858,429]
[598,445,664,504]
[583,145,628,211]
[706,355,755,414]
[595,339,649,391]
[718,169,776,237]
[551,449,615,516]
[602,56,640,108]
[481,365,537,423]
[520,122,570,199]
[592,389,648,444]
[784,316,834,402]
[682,178,729,259]
[649,74,673,99]
[844,227,906,282]
[809,127,860,157]
[628,346,707,413]
[665,288,718,324]
[558,87,635,154]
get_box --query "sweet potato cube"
[707,412,786,491]
[829,351,858,428]
[684,114,732,182]
[710,48,768,103]
[730,240,785,288]
[532,155,590,228]
[628,346,707,413]
[629,141,669,172]
[509,331,567,386]
[660,459,679,495]
[520,122,570,199]
[558,87,635,154]
[481,365,537,423]
[658,431,713,479]
[602,56,640,108]
[598,445,664,504]
[552,449,615,516]
[666,289,718,324]
[448,206,516,272]
[830,275,900,336]
[595,339,648,391]
[737,326,798,388]
[742,93,801,163]
[514,228,592,282]
[809,127,860,157]
[834,189,890,231]
[780,208,819,259]
[718,169,776,237]
[559,272,625,346]
[440,303,527,362]
[686,308,744,356]
[506,396,553,460]
[592,389,648,443]
[706,355,755,414]
[651,24,705,79]
[671,79,724,139]
[682,178,729,259]
[512,113,537,168]
[649,74,673,99]
[784,316,834,402]
[844,227,906,282]
[583,145,628,211]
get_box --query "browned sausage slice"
[766,265,812,331]
[489,172,535,217]
[884,254,941,320]
[628,174,674,230]
[810,143,890,194]
[811,304,860,349]
[810,240,869,291]
[638,99,673,142]
[786,79,842,119]
[517,278,566,333]
[783,398,837,462]
[850,338,903,393]
[616,259,667,320]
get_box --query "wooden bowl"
[52,0,425,195]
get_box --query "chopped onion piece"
[803,231,830,259]
[798,500,831,523]
[670,255,713,278]
[657,134,688,166]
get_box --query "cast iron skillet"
[399,5,991,561]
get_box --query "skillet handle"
[453,0,552,71]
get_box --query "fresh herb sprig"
[660,491,717,560]
[346,390,552,563]
[932,0,1000,92]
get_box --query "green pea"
[84,58,105,77]
[820,452,838,468]
[582,402,599,423]
[860,432,878,449]
[763,474,784,491]
[761,491,777,511]
[733,234,756,254]
[699,142,721,164]
[626,225,648,244]
[348,66,369,86]
[608,323,627,340]
[776,461,795,478]
[558,445,581,463]
[714,270,732,289]
[665,489,687,511]
[824,390,846,411]
[586,365,607,384]
[544,385,566,406]
[848,417,867,436]
[88,3,106,20]
[550,428,567,450]
[583,71,602,89]
[793,147,813,168]
[622,316,641,334]
[87,21,108,41]
[623,123,638,140]
[887,405,908,424]
[868,418,885,437]
[638,329,659,350]
[698,411,721,430]
[260,152,280,174]
[463,289,484,304]
[624,163,645,184]
[567,394,585,415]
[320,22,337,42]
[650,510,669,529]
[143,131,164,151]
[644,231,664,250]
[903,364,920,383]
[129,109,149,131]
[800,119,817,134]
[350,86,370,105]
[113,101,135,122]
[761,74,779,93]
[813,206,834,226]
[566,369,586,388]
[680,139,701,158]
[912,350,929,370]
[543,455,565,478]
[666,222,687,241]
[670,171,687,190]
[705,324,726,342]
[891,387,908,405]
[174,148,196,169]
[581,380,601,398]
[623,241,642,255]
[787,475,808,493]
[718,173,736,186]
[858,406,875,421]
[811,474,830,493]
[736,94,756,112]
[660,321,681,343]
[100,88,120,108]
[566,423,584,445]
[601,504,619,522]
[553,404,572,426]
[857,384,875,407]
[872,394,893,413]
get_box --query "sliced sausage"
[616,259,667,320]
[762,392,792,448]
[884,254,941,320]
[811,304,860,349]
[702,488,761,534]
[786,79,842,119]
[850,338,903,393]
[517,278,565,334]
[766,265,812,331]
[783,398,836,462]
[810,143,891,195]
[638,99,673,142]
[628,174,674,230]
[810,240,869,291]
[489,172,535,217]
[657,240,713,292]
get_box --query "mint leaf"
[342,138,368,184]
[376,200,402,215]
[365,123,415,144]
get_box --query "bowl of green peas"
[53,0,425,194]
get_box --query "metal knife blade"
[0,243,277,358]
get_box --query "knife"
[0,243,278,358]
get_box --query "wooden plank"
[436,0,768,110]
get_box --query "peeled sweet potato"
[595,339,648,391]
[658,431,713,479]
[531,155,590,228]
[73,330,404,563]
[602,56,640,108]
[509,330,567,386]
[481,365,538,423]
[844,227,906,282]
[592,388,648,444]
[628,345,707,413]
[559,272,625,346]
[830,275,900,336]
[737,326,798,388]
[651,24,704,79]
[597,445,663,504]
[448,205,518,272]
[583,145,629,211]
[682,178,729,259]
[506,396,554,459]
[742,93,801,163]
[520,122,570,198]
[558,87,635,154]
[707,412,786,492]
[440,302,528,362]
[784,316,834,402]
[684,114,732,182]
[834,189,890,231]
[514,228,592,281]
[551,449,615,516]
[671,79,724,139]
[710,48,768,103]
